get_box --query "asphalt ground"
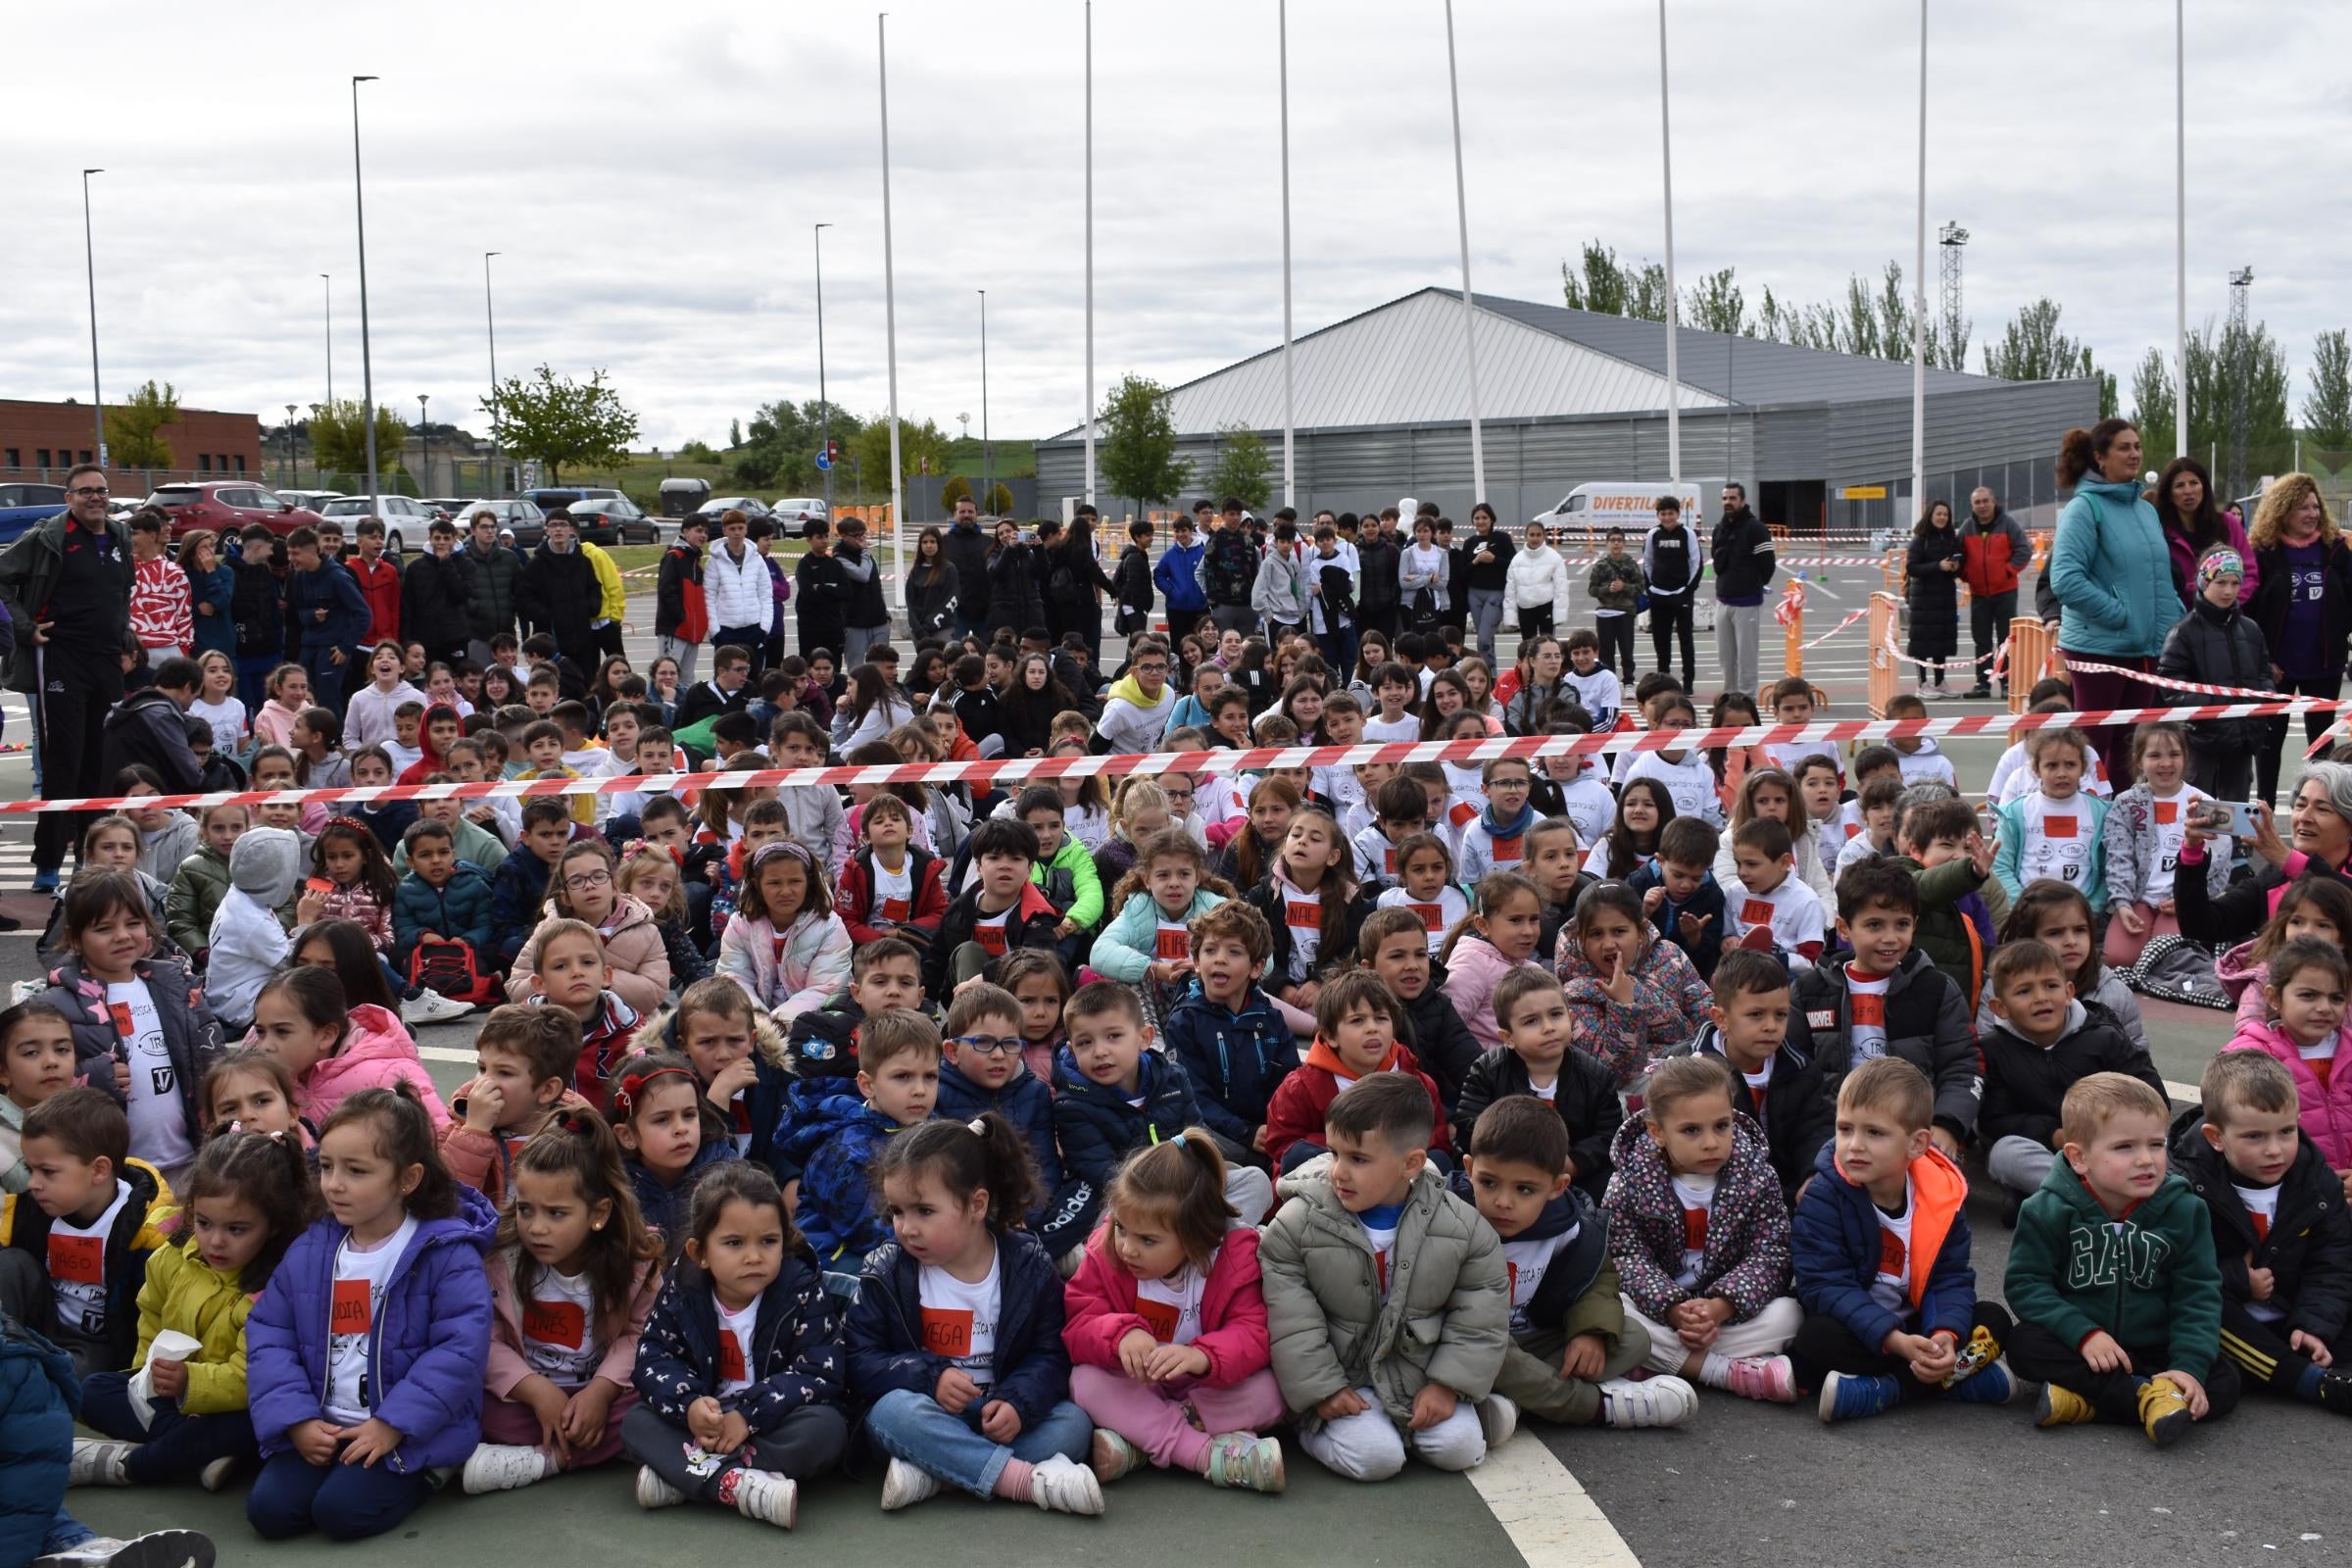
[20,561,2352,1565]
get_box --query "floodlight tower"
[1937,222,1969,371]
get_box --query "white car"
[315,493,435,554]
[696,496,775,522]
[773,497,829,527]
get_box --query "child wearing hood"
[207,825,301,1035]
[1260,972,1448,1172]
[252,967,450,1132]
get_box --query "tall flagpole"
[1084,0,1097,507]
[879,13,905,608]
[2174,0,2187,459]
[1656,0,1680,482]
[1278,0,1296,509]
[1442,0,1485,503]
[1910,0,1928,517]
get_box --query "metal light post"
[309,405,323,487]
[813,222,832,512]
[978,289,990,514]
[1441,0,1486,502]
[285,405,298,485]
[320,274,333,406]
[417,394,430,497]
[484,252,501,497]
[878,15,905,607]
[1655,1,1680,482]
[81,169,104,466]
[1910,0,1928,518]
[351,75,381,507]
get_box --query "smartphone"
[2201,801,2262,838]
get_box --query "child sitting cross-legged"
[1556,881,1714,1092]
[1262,970,1450,1173]
[1062,1131,1288,1491]
[1457,1096,1696,1430]
[0,1090,173,1380]
[936,984,1090,1269]
[1603,1054,1802,1402]
[1792,1057,2021,1422]
[604,1050,738,1249]
[461,1112,663,1496]
[780,1007,942,1278]
[1673,950,1833,1205]
[2224,937,2352,1186]
[1358,907,1482,1118]
[623,1160,849,1527]
[717,841,855,1026]
[924,817,1064,999]
[1159,902,1301,1164]
[835,793,948,951]
[2005,1071,2240,1444]
[390,818,496,1005]
[2173,1050,2352,1415]
[1260,1074,1510,1479]
[1451,969,1620,1202]
[437,1004,596,1206]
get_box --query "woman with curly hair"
[2249,471,2352,802]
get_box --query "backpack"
[409,939,499,1004]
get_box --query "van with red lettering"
[1530,480,1713,540]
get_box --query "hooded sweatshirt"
[294,1004,452,1130]
[1260,1036,1449,1169]
[2004,1154,2223,1377]
[1096,672,1177,755]
[208,825,301,1029]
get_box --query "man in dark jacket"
[226,524,285,710]
[1959,487,2034,697]
[99,656,203,794]
[940,496,994,641]
[1200,499,1260,636]
[672,644,752,732]
[1642,497,1702,687]
[461,508,524,667]
[794,526,848,662]
[834,518,891,667]
[400,518,476,667]
[516,514,602,664]
[285,527,369,715]
[1710,483,1776,697]
[654,517,710,685]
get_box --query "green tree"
[480,365,639,484]
[938,474,973,514]
[1983,298,2116,416]
[734,398,861,491]
[1682,269,1747,335]
[1206,424,1272,512]
[2131,347,2177,461]
[984,481,1014,514]
[2306,329,2352,454]
[1096,374,1192,516]
[676,439,718,464]
[848,415,951,500]
[1559,240,1668,322]
[104,379,178,468]
[728,417,744,450]
[308,397,412,480]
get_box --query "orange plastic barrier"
[1780,579,1805,679]
[2007,617,2054,713]
[1867,592,1902,718]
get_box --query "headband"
[612,1064,696,1118]
[2198,548,2244,587]
[323,814,374,841]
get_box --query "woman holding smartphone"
[2175,761,2352,946]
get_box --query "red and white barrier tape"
[1796,607,1871,650]
[12,701,2351,818]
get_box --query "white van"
[1530,480,1714,535]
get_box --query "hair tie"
[968,1118,987,1136]
[612,1064,696,1117]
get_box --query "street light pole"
[351,75,381,506]
[285,405,297,486]
[814,222,832,512]
[484,252,501,497]
[81,169,104,466]
[979,289,990,514]
[320,274,333,406]
[418,394,430,497]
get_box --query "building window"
[232,455,246,472]
[198,454,211,472]
[3,451,17,470]
[35,450,50,469]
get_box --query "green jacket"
[166,844,232,958]
[1259,1156,1508,1425]
[1033,834,1105,933]
[1586,554,1647,614]
[0,510,135,692]
[2003,1156,2223,1380]
[1890,854,2007,999]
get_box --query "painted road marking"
[419,1045,477,1064]
[1468,1435,1641,1568]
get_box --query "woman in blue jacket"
[2047,417,2171,788]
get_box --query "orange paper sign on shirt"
[920,1306,974,1357]
[879,897,911,923]
[1408,902,1444,932]
[1682,1206,1708,1252]
[523,1298,586,1349]
[2154,800,2180,825]
[1154,927,1191,961]
[1850,994,1886,1028]
[1134,1297,1181,1343]
[973,922,1009,956]
[1740,898,1775,927]
[1878,1228,1908,1282]
[718,1328,748,1384]
[330,1278,371,1336]
[2044,814,2078,839]
[47,1234,103,1286]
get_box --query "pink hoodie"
[294,1004,453,1130]
[2216,939,2271,1030]
[2226,1016,2352,1169]
[1442,932,1545,1054]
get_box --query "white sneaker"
[635,1465,687,1509]
[879,1456,942,1511]
[1599,1375,1698,1429]
[733,1468,798,1529]
[197,1454,237,1493]
[461,1443,552,1494]
[1030,1453,1105,1516]
[33,1533,216,1568]
[1476,1393,1519,1448]
[402,989,475,1025]
[69,1439,133,1487]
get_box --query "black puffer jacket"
[463,539,524,641]
[2158,598,2272,753]
[518,545,601,658]
[228,555,284,660]
[400,549,474,653]
[2252,536,2352,683]
[2172,1104,2352,1348]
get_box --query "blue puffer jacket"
[847,1230,1071,1433]
[1789,1140,1976,1352]
[244,1185,498,1473]
[630,1138,739,1251]
[0,1312,74,1568]
[633,1249,846,1437]
[1158,981,1299,1146]
[934,1056,1094,1251]
[1051,1046,1211,1192]
[780,1089,916,1265]
[390,861,496,966]
[2048,474,2176,658]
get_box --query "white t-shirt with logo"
[869,856,915,927]
[1136,1250,1215,1347]
[106,977,192,1178]
[1729,875,1827,969]
[1670,1173,1717,1288]
[1868,1179,1917,1318]
[919,1250,1002,1387]
[2236,1183,2286,1323]
[716,1297,760,1396]
[2139,786,2210,906]
[1557,775,1617,853]
[1563,666,1621,729]
[521,1267,603,1388]
[45,1179,129,1336]
[1376,884,1468,956]
[1352,825,1405,886]
[1280,885,1324,981]
[1844,965,1893,1062]
[1623,751,1724,827]
[2014,791,2095,890]
[326,1213,419,1424]
[1501,1224,1578,1335]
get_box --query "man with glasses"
[0,465,134,891]
[1709,480,1777,697]
[1096,637,1177,754]
[462,508,524,670]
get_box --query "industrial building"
[1036,287,2098,535]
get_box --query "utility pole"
[81,170,105,466]
[1938,222,1969,373]
[814,222,832,514]
[484,252,501,497]
[351,75,381,504]
[978,289,990,513]
[321,273,334,406]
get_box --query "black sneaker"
[1964,683,1992,699]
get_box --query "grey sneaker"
[732,1468,798,1530]
[68,1439,133,1487]
[1030,1453,1105,1516]
[197,1454,237,1493]
[634,1464,688,1510]
[1202,1433,1285,1493]
[1476,1392,1519,1448]
[461,1443,552,1494]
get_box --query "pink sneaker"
[1722,1354,1796,1403]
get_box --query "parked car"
[145,480,326,542]
[314,494,434,554]
[774,497,829,537]
[693,495,774,524]
[418,497,469,521]
[450,497,549,549]
[568,497,662,547]
[274,489,345,512]
[0,483,66,546]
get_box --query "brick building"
[0,398,263,486]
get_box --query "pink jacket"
[714,907,855,1021]
[2226,1017,2352,1169]
[483,1247,661,1401]
[1557,928,1714,1089]
[253,698,304,751]
[1061,1225,1270,1388]
[508,895,672,1015]
[1442,934,1546,1054]
[295,1004,452,1129]
[2216,939,2271,1030]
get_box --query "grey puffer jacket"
[1259,1155,1508,1426]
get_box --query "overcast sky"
[9,0,2343,455]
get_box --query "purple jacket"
[2164,513,2258,611]
[245,1184,497,1472]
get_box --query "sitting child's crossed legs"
[1622,1295,1802,1376]
[1069,1364,1285,1470]
[1492,1325,1648,1425]
[1298,1388,1484,1482]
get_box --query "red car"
[145,480,326,541]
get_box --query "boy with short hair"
[1350,774,1428,888]
[1159,902,1298,1159]
[1981,939,2165,1208]
[0,1089,170,1375]
[1676,949,1832,1202]
[1785,858,1979,1160]
[778,1007,941,1267]
[1724,818,1826,969]
[1262,971,1449,1170]
[922,817,1064,997]
[767,711,845,864]
[524,919,642,1104]
[518,717,595,828]
[1014,787,1105,958]
[1358,908,1482,1117]
[438,1004,594,1203]
[2174,1051,2352,1412]
[1891,796,2008,998]
[1629,816,1726,979]
[1260,1074,1510,1479]
[391,816,498,1000]
[1451,969,1619,1201]
[1363,662,1421,743]
[1560,630,1619,730]
[1792,1057,2019,1421]
[787,935,925,1084]
[1833,776,1906,876]
[935,983,1089,1263]
[384,700,428,776]
[1459,1096,1695,1429]
[491,799,576,966]
[2006,1072,2240,1443]
[1762,676,1839,784]
[1880,692,1957,789]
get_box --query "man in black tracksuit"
[516,514,603,665]
[1641,497,1702,686]
[1710,483,1777,697]
[1355,512,1400,643]
[940,497,995,643]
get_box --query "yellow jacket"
[583,541,627,625]
[131,1242,255,1415]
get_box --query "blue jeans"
[246,1447,435,1541]
[79,1372,257,1485]
[1315,624,1359,683]
[860,1388,1090,1499]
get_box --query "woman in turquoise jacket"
[2047,417,2172,788]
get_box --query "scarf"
[1479,798,1537,840]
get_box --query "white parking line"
[1466,1435,1641,1568]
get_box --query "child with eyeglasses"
[933,984,1094,1272]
